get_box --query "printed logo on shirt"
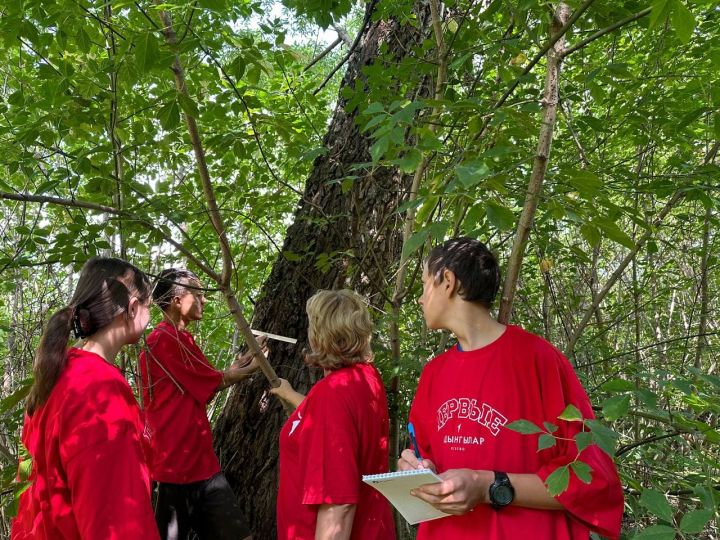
[436,398,507,436]
[289,412,302,436]
[443,424,485,450]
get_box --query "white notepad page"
[362,469,450,525]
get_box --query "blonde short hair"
[304,289,373,370]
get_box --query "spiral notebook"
[362,469,450,525]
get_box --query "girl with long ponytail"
[12,257,160,540]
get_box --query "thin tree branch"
[313,0,378,96]
[483,0,596,128]
[332,24,352,46]
[153,4,280,388]
[185,26,307,201]
[615,431,682,457]
[304,36,342,71]
[579,331,720,368]
[561,7,652,59]
[565,142,720,356]
[0,191,220,282]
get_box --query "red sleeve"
[408,362,434,460]
[61,378,160,540]
[147,327,222,404]
[534,348,624,540]
[299,382,361,505]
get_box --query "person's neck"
[81,326,124,364]
[444,303,506,352]
[164,312,189,332]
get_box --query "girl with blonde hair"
[271,289,395,540]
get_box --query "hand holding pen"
[397,422,437,472]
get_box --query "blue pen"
[408,422,422,460]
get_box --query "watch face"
[493,485,514,506]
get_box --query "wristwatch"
[488,471,515,509]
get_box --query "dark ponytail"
[26,257,150,414]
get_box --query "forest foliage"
[0,0,719,538]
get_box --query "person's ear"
[127,297,139,319]
[442,269,458,297]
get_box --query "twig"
[304,36,342,72]
[313,0,378,96]
[561,7,652,59]
[0,191,221,282]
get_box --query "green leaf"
[567,170,603,198]
[601,378,635,392]
[679,509,713,533]
[587,420,620,455]
[17,456,31,484]
[369,134,390,162]
[570,461,593,484]
[640,488,674,522]
[455,161,490,188]
[401,229,430,259]
[135,31,159,73]
[177,93,200,118]
[463,204,485,231]
[363,102,384,115]
[670,1,695,43]
[545,465,569,496]
[580,223,601,248]
[633,525,677,540]
[158,99,180,130]
[428,220,449,242]
[649,0,672,29]
[0,378,32,414]
[602,394,631,421]
[485,201,515,231]
[231,56,246,80]
[395,149,423,173]
[76,27,91,53]
[538,433,556,451]
[506,419,544,434]
[558,404,583,422]
[543,422,558,433]
[574,431,593,453]
[198,0,227,9]
[363,113,388,132]
[595,218,635,249]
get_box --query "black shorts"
[155,472,252,540]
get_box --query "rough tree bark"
[213,4,432,538]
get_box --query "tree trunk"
[694,204,711,369]
[213,5,431,538]
[498,3,570,324]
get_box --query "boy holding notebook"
[397,237,623,539]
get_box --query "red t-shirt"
[11,348,159,540]
[139,321,223,484]
[409,325,623,540]
[277,362,395,540]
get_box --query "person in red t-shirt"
[397,237,624,540]
[269,289,395,540]
[12,256,159,540]
[140,268,264,540]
